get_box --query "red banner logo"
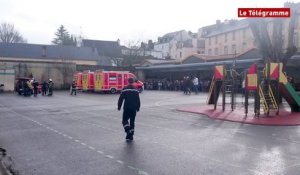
[238,8,290,18]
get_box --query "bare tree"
[0,22,27,43]
[249,12,298,105]
[121,40,147,67]
[249,9,297,68]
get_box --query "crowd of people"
[144,76,247,95]
[144,77,212,94]
[17,78,54,97]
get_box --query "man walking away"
[70,81,77,95]
[118,78,140,141]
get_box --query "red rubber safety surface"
[177,105,300,126]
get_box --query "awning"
[136,58,262,72]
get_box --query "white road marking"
[8,110,154,175]
[116,160,124,165]
[138,171,149,175]
[88,146,95,150]
[97,150,104,154]
[105,155,114,159]
[127,165,137,170]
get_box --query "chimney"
[42,46,46,57]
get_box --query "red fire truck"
[73,72,82,90]
[94,70,143,93]
[82,70,95,91]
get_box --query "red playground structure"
[178,61,300,126]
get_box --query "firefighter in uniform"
[70,80,77,95]
[118,78,140,141]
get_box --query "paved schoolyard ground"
[0,90,300,175]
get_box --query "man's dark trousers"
[122,109,136,134]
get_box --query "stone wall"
[0,60,76,90]
[0,69,15,91]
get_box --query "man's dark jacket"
[118,85,140,111]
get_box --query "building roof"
[182,48,261,62]
[120,45,129,50]
[0,43,100,61]
[182,55,206,64]
[157,30,186,44]
[162,30,185,38]
[138,48,263,71]
[136,58,262,72]
[141,59,179,66]
[82,39,122,58]
[205,19,249,37]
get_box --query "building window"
[215,36,218,44]
[224,46,228,54]
[243,29,246,39]
[294,33,299,47]
[208,38,211,45]
[232,44,236,54]
[242,42,247,51]
[214,48,218,55]
[208,49,212,55]
[232,31,235,41]
[224,33,227,42]
[296,15,300,28]
[180,52,182,58]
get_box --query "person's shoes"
[125,132,130,140]
[125,132,133,141]
[128,133,133,141]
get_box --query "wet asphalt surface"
[1,91,300,175]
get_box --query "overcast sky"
[0,0,298,45]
